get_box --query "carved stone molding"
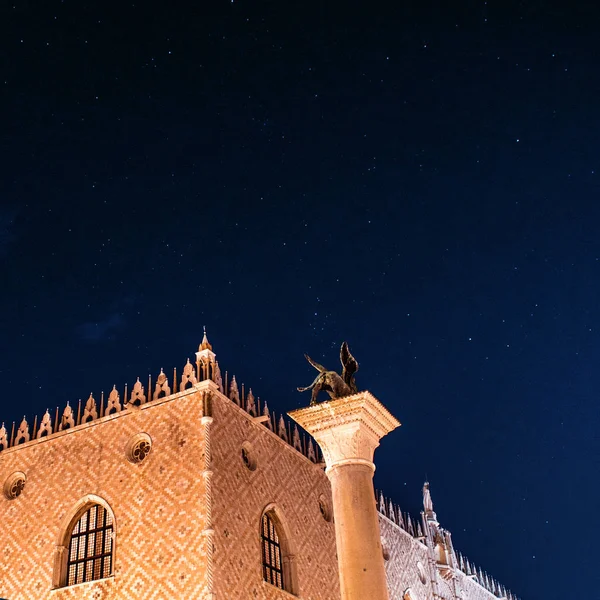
[3,471,26,500]
[288,391,400,470]
[125,432,153,464]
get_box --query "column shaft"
[328,462,389,600]
[288,392,400,600]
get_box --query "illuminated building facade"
[0,335,519,600]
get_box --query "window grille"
[261,513,284,589]
[66,504,114,586]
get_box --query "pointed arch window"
[262,513,284,589]
[65,503,114,585]
[259,507,298,595]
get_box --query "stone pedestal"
[289,391,400,600]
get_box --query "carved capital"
[288,391,400,469]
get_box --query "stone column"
[289,391,400,600]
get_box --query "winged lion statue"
[297,342,359,406]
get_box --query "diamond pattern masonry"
[0,388,209,600]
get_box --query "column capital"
[288,391,400,469]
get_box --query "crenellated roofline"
[0,336,323,467]
[376,489,520,600]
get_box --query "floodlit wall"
[0,387,210,600]
[380,513,433,599]
[210,391,341,600]
[455,571,502,600]
[379,511,506,600]
[0,332,519,600]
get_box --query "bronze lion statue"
[297,342,359,406]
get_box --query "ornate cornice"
[288,391,400,469]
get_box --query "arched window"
[56,502,114,587]
[260,507,298,595]
[262,513,284,589]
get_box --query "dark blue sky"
[2,1,599,598]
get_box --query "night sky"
[2,1,599,598]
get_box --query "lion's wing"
[340,342,359,384]
[305,353,327,373]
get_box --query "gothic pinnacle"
[199,325,213,351]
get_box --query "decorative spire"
[229,375,240,405]
[406,513,414,536]
[129,377,146,406]
[199,326,213,351]
[0,423,8,450]
[180,357,198,390]
[15,417,30,444]
[277,415,288,442]
[246,388,257,416]
[83,394,98,423]
[195,329,217,383]
[261,401,272,430]
[153,368,171,400]
[60,402,75,430]
[416,521,424,538]
[378,492,386,515]
[106,385,122,415]
[292,425,302,452]
[465,558,472,575]
[388,500,396,523]
[397,505,405,529]
[37,410,53,438]
[423,481,438,524]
